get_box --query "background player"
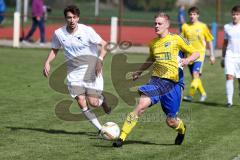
[43,5,111,132]
[221,5,240,107]
[181,6,215,102]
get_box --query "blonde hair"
[154,12,170,20]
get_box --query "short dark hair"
[64,5,80,17]
[232,5,240,13]
[188,6,200,15]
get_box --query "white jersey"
[52,23,102,60]
[224,23,240,57]
[52,24,103,84]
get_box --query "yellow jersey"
[149,33,196,83]
[181,22,213,62]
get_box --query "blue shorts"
[138,77,182,118]
[188,61,202,74]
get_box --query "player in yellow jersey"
[181,6,215,102]
[112,12,199,147]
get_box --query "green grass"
[0,47,240,160]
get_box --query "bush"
[124,0,175,11]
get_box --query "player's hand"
[181,58,189,67]
[95,59,103,76]
[132,71,141,81]
[36,16,41,21]
[209,55,215,65]
[220,58,225,68]
[43,63,50,78]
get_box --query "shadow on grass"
[93,139,175,148]
[183,101,227,108]
[6,126,97,136]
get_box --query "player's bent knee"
[87,95,101,108]
[88,99,99,108]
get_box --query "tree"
[124,0,175,11]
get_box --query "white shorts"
[224,57,240,78]
[67,68,103,98]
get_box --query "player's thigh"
[68,84,85,98]
[138,77,175,105]
[160,84,182,118]
[85,76,104,107]
[225,57,235,76]
[188,62,202,75]
[193,62,202,74]
[85,75,104,91]
[234,60,240,78]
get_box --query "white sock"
[82,108,102,130]
[226,79,234,104]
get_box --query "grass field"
[0,47,240,160]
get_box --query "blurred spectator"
[177,4,186,33]
[43,5,52,21]
[22,0,45,44]
[0,0,6,24]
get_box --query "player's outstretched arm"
[133,56,154,81]
[43,48,59,78]
[181,51,200,67]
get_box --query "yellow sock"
[189,78,199,97]
[197,79,206,96]
[175,119,185,134]
[119,112,138,141]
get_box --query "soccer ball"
[100,122,120,140]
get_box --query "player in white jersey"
[221,5,240,107]
[43,5,111,131]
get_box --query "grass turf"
[0,47,240,160]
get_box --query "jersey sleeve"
[88,27,102,44]
[203,24,214,42]
[181,24,186,37]
[177,35,196,56]
[148,40,155,60]
[51,31,61,49]
[223,24,229,40]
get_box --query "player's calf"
[166,117,186,145]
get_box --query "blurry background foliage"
[3,0,240,27]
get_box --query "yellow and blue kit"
[181,22,213,73]
[138,33,196,117]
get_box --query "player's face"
[65,12,79,30]
[232,11,240,24]
[189,12,199,23]
[154,17,169,36]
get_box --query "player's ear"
[166,20,170,28]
